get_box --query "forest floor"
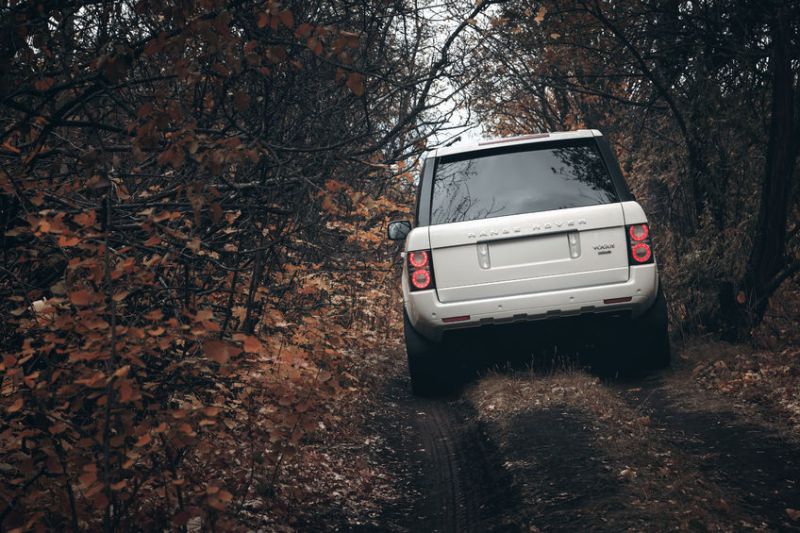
[309,336,800,532]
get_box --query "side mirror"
[387,220,412,241]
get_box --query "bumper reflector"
[442,315,470,323]
[604,297,632,305]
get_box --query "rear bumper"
[404,264,658,341]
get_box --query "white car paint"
[401,132,660,342]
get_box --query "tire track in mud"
[410,396,523,532]
[494,408,624,532]
[376,358,800,532]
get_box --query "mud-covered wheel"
[404,310,445,396]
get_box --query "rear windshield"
[430,139,618,225]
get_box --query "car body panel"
[427,204,630,303]
[400,131,660,343]
[404,263,658,341]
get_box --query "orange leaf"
[321,196,337,214]
[307,37,322,56]
[69,289,93,306]
[346,72,364,96]
[145,310,163,320]
[79,470,97,489]
[2,140,20,155]
[58,235,80,247]
[7,398,23,414]
[118,380,133,403]
[257,12,268,29]
[325,179,345,193]
[135,434,151,447]
[278,9,294,29]
[243,335,262,353]
[153,210,179,223]
[203,340,240,364]
[47,422,67,436]
[296,23,314,38]
[34,77,55,91]
[112,290,129,302]
[73,210,97,228]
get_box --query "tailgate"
[429,204,629,303]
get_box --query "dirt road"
[367,353,800,532]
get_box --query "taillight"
[408,251,429,268]
[629,224,649,241]
[408,249,435,291]
[626,224,654,264]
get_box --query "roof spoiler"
[478,133,550,146]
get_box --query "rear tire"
[404,310,446,396]
[628,284,671,372]
[592,285,671,377]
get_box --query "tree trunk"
[720,9,797,340]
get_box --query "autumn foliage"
[0,0,493,528]
[469,1,799,338]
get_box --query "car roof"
[430,129,602,159]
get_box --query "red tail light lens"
[626,224,654,265]
[631,243,652,263]
[408,251,429,268]
[629,224,649,241]
[408,249,435,291]
[411,269,431,289]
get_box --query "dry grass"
[466,367,759,531]
[682,339,800,433]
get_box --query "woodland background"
[1,0,798,530]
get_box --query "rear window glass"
[430,140,618,225]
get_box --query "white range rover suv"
[388,130,670,395]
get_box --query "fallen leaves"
[6,398,23,414]
[118,380,134,403]
[0,3,416,529]
[239,334,263,354]
[203,339,241,364]
[73,210,97,228]
[206,485,233,510]
[69,289,94,306]
[135,434,152,447]
[57,235,81,247]
[534,6,547,24]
